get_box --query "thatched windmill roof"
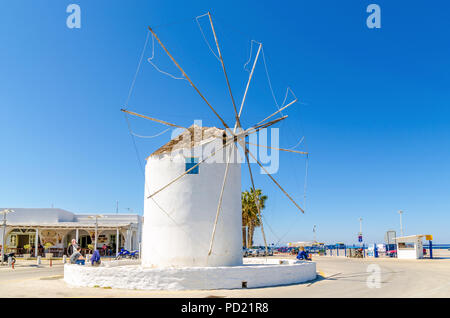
[148,125,225,158]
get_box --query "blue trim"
[185,157,199,174]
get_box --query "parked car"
[386,248,397,257]
[262,247,274,256]
[248,248,260,257]
[256,246,274,256]
[243,247,249,257]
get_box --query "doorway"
[17,235,30,248]
[80,235,92,248]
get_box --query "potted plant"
[23,244,32,259]
[44,242,53,259]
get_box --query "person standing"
[67,239,78,256]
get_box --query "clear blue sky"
[1,1,449,245]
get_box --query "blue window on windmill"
[185,157,199,174]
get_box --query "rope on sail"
[147,32,185,80]
[125,30,151,106]
[244,40,298,115]
[195,13,221,62]
[130,127,170,139]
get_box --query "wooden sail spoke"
[246,148,305,213]
[148,26,234,137]
[238,42,262,119]
[256,98,297,125]
[242,145,269,255]
[245,142,308,155]
[147,129,254,200]
[208,144,235,255]
[207,12,241,129]
[121,109,187,130]
[244,115,288,136]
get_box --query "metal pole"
[359,217,362,234]
[0,210,14,265]
[359,217,363,247]
[116,228,119,256]
[399,210,403,236]
[94,217,98,251]
[429,240,433,259]
[1,213,6,265]
[35,228,39,257]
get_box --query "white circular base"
[64,258,316,290]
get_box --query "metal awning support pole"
[94,219,98,251]
[126,227,131,250]
[1,209,14,265]
[35,228,39,258]
[1,216,5,265]
[116,228,119,256]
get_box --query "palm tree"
[241,188,267,248]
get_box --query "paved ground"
[0,256,449,297]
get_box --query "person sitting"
[70,247,85,265]
[91,249,101,266]
[296,247,311,261]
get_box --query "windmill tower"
[122,12,307,268]
[142,126,242,267]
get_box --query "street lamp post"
[398,210,404,236]
[359,217,363,246]
[359,217,363,234]
[313,225,317,243]
[1,209,14,265]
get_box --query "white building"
[141,125,242,268]
[0,208,142,257]
[395,234,431,259]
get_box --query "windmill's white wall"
[142,140,242,267]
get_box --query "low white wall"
[64,259,316,290]
[397,249,418,259]
[101,259,140,267]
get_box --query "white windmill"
[121,12,308,268]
